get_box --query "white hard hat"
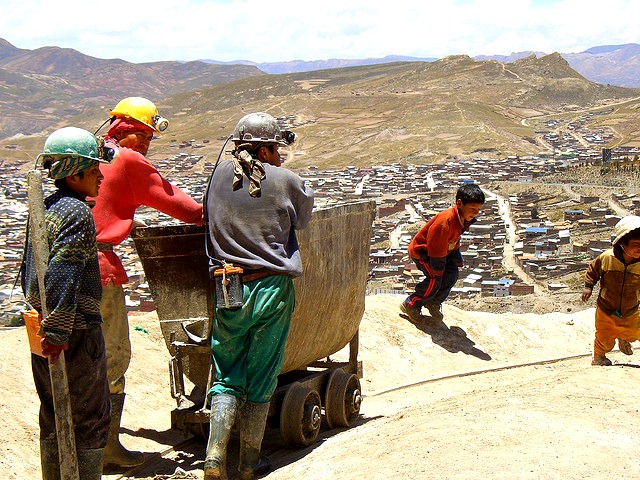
[612,215,640,245]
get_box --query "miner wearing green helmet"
[22,126,113,479]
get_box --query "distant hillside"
[0,38,264,139]
[202,55,439,74]
[1,37,639,142]
[474,51,547,63]
[0,37,26,60]
[203,44,640,88]
[583,44,639,55]
[563,44,640,88]
[7,52,631,173]
[476,44,640,88]
[130,53,640,170]
[2,38,639,171]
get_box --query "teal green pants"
[208,274,295,403]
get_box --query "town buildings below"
[2,142,639,325]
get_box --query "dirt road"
[3,296,640,480]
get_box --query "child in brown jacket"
[582,215,640,366]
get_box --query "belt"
[96,242,114,251]
[242,269,288,283]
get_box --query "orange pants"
[594,306,640,357]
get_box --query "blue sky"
[2,0,638,63]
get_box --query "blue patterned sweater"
[22,187,103,345]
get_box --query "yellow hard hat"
[110,97,169,133]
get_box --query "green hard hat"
[41,126,103,162]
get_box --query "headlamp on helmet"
[96,137,117,162]
[153,115,169,132]
[281,130,296,145]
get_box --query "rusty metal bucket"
[131,200,376,391]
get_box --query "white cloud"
[1,0,638,63]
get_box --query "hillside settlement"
[2,119,640,325]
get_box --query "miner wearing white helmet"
[202,112,314,480]
[22,126,113,479]
[583,215,640,366]
[90,97,205,469]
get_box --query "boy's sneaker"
[424,301,444,321]
[591,355,612,366]
[618,339,633,355]
[400,302,424,323]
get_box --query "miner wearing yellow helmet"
[90,97,204,469]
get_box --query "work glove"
[41,338,68,364]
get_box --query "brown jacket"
[585,246,640,317]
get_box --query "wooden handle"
[27,170,79,480]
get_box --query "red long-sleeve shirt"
[408,206,466,274]
[90,146,204,285]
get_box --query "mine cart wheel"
[280,382,322,447]
[324,369,362,429]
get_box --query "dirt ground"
[2,293,640,480]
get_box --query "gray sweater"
[205,160,314,277]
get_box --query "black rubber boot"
[237,401,271,480]
[103,393,144,468]
[40,439,61,480]
[77,448,104,480]
[40,440,104,480]
[204,394,238,480]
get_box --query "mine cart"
[131,200,376,447]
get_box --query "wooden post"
[27,170,79,480]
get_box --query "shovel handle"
[27,170,79,480]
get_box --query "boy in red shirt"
[401,183,485,323]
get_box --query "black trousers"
[31,325,111,449]
[407,250,460,307]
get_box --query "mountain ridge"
[200,43,640,88]
[1,38,639,170]
[3,48,639,172]
[0,38,265,139]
